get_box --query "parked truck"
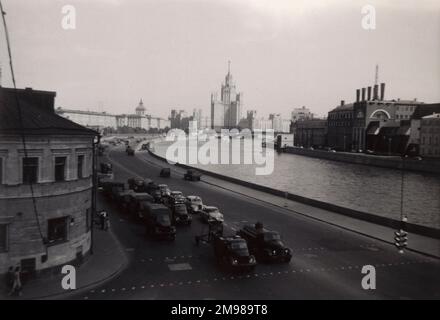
[144,203,176,241]
[128,193,155,220]
[237,222,292,263]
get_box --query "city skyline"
[0,0,439,119]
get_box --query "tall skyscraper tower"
[211,61,243,131]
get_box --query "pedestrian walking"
[99,211,106,230]
[104,213,110,231]
[8,266,22,297]
[5,266,13,294]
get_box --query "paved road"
[72,146,440,300]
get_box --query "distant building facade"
[420,113,440,158]
[294,119,328,148]
[291,106,313,123]
[0,87,98,276]
[407,104,440,153]
[56,99,170,132]
[55,109,117,130]
[211,63,242,131]
[327,101,354,151]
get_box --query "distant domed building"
[135,99,146,116]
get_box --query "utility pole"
[395,155,408,253]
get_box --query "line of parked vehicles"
[97,162,292,272]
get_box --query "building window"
[23,157,39,184]
[77,155,84,179]
[47,217,68,244]
[54,156,67,182]
[0,224,8,252]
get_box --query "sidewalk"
[136,149,440,259]
[0,211,128,300]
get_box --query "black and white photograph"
[0,0,439,306]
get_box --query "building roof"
[56,107,116,117]
[0,87,98,136]
[329,103,354,113]
[136,99,145,111]
[411,104,440,120]
[422,113,440,119]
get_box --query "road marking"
[168,263,192,271]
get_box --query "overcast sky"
[0,0,439,119]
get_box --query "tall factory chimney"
[367,86,372,101]
[356,89,360,102]
[361,88,366,101]
[373,84,379,100]
[380,83,385,101]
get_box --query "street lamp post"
[91,134,101,255]
[396,154,409,254]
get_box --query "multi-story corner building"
[0,87,98,277]
[352,84,423,152]
[291,106,313,123]
[211,62,242,131]
[420,113,440,158]
[328,83,424,152]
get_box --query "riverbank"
[145,146,440,240]
[283,147,440,174]
[136,147,439,259]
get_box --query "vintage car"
[170,203,192,225]
[184,169,202,181]
[186,196,203,214]
[237,223,292,263]
[158,184,171,197]
[160,168,171,178]
[128,178,148,193]
[200,206,224,224]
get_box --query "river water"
[152,139,440,229]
